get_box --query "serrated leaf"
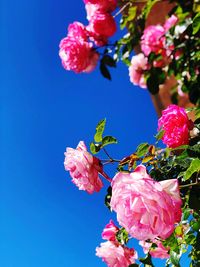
[116,228,129,245]
[127,6,137,21]
[195,108,200,120]
[142,155,154,163]
[136,143,149,157]
[100,62,111,80]
[171,145,189,151]
[102,136,117,147]
[155,129,164,141]
[90,142,101,154]
[94,118,106,142]
[170,251,181,266]
[183,158,200,181]
[193,12,200,34]
[147,68,166,95]
[102,55,116,67]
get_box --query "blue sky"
[1,1,188,267]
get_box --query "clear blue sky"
[1,1,188,267]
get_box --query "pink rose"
[102,220,119,241]
[129,53,148,88]
[164,15,178,32]
[67,22,88,41]
[87,12,116,38]
[59,37,99,73]
[159,179,182,222]
[141,25,166,56]
[64,141,103,193]
[139,240,170,259]
[110,165,182,240]
[158,104,193,148]
[96,241,137,267]
[84,0,117,13]
[85,3,99,20]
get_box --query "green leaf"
[116,228,129,245]
[182,208,191,220]
[195,108,200,120]
[102,136,117,147]
[193,12,200,34]
[142,0,159,20]
[100,62,111,80]
[90,142,101,154]
[171,145,189,151]
[136,143,149,157]
[102,55,116,67]
[183,158,200,181]
[94,118,106,142]
[191,220,200,232]
[187,144,200,158]
[147,68,166,95]
[127,6,137,21]
[155,129,164,141]
[129,264,139,267]
[170,251,181,266]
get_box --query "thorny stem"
[180,181,200,189]
[102,159,121,165]
[113,2,131,18]
[103,147,114,160]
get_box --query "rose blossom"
[67,21,88,41]
[141,25,166,56]
[129,53,148,88]
[139,240,170,259]
[158,104,193,148]
[59,37,99,73]
[110,165,182,240]
[64,141,103,193]
[164,15,178,32]
[102,220,119,241]
[87,12,116,38]
[83,0,117,13]
[96,241,137,267]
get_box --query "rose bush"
[60,1,200,266]
[96,241,137,267]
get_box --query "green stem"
[180,181,200,189]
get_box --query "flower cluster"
[84,0,117,46]
[141,15,178,58]
[96,220,138,267]
[60,1,200,265]
[64,105,198,267]
[59,0,117,73]
[63,103,199,266]
[129,15,178,88]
